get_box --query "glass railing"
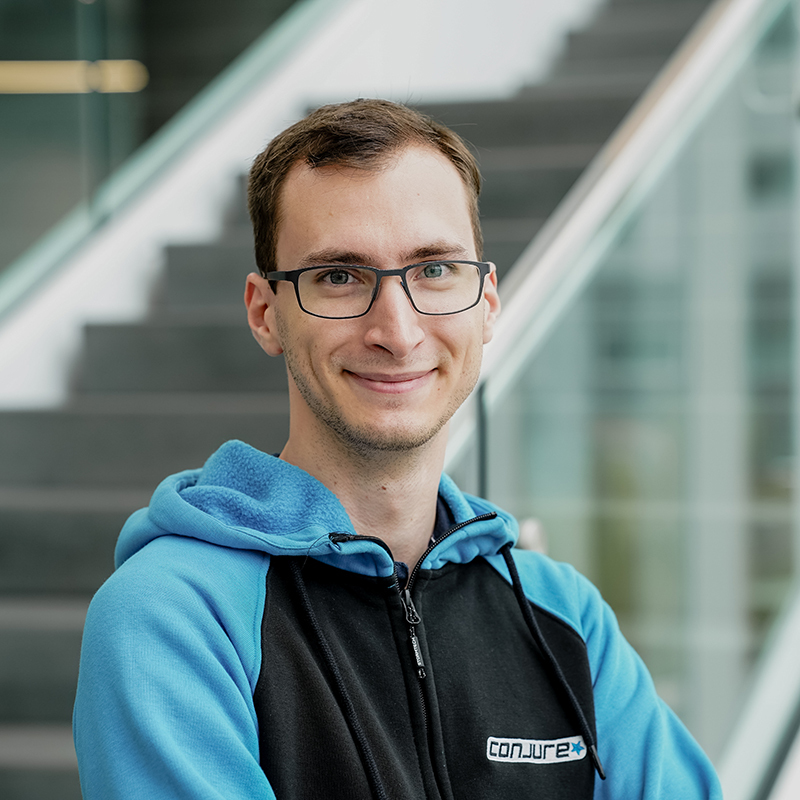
[0,0,308,297]
[447,0,800,793]
[721,582,800,799]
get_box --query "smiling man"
[74,99,721,799]
[245,142,497,568]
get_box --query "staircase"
[0,1,713,796]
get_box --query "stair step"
[416,91,640,149]
[74,321,287,393]
[591,1,708,33]
[479,143,602,170]
[154,240,256,311]
[565,26,691,60]
[224,174,250,228]
[0,769,84,800]
[0,395,290,487]
[0,724,80,800]
[482,218,544,248]
[0,598,88,632]
[0,488,146,593]
[481,163,585,219]
[482,219,545,279]
[606,0,710,7]
[536,68,660,94]
[0,724,76,769]
[0,600,87,723]
[552,54,668,79]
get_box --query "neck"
[280,418,447,568]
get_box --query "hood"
[116,440,517,578]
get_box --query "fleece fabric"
[73,439,722,799]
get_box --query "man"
[74,99,722,799]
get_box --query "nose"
[362,275,425,357]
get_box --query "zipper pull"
[402,588,420,625]
[401,589,426,680]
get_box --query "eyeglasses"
[265,260,493,320]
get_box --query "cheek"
[460,320,488,378]
[273,307,294,355]
[448,312,486,357]
[431,322,484,387]
[276,310,354,377]
[274,308,315,382]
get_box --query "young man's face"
[247,145,500,457]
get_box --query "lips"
[345,369,435,394]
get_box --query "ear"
[245,273,284,356]
[481,264,501,344]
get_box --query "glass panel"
[0,0,299,277]
[478,0,799,762]
[0,1,84,277]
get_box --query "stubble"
[276,310,481,459]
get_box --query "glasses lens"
[297,267,377,318]
[295,262,484,318]
[406,262,482,314]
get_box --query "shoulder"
[75,536,274,797]
[484,548,605,638]
[483,548,635,689]
[85,535,270,691]
[484,549,722,796]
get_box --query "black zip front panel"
[254,555,440,799]
[253,552,596,800]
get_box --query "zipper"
[329,532,429,680]
[329,510,498,683]
[328,512,498,797]
[405,512,497,593]
[400,588,426,679]
[400,587,430,739]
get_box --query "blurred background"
[1,0,799,797]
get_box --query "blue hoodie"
[74,440,722,799]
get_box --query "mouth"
[345,369,435,394]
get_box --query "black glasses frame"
[264,260,493,320]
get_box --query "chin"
[329,417,446,457]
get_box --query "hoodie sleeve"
[503,551,723,800]
[73,536,274,800]
[576,572,723,800]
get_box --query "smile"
[345,369,435,394]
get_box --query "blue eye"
[326,270,351,285]
[313,268,357,286]
[422,263,445,278]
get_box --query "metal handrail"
[0,0,346,325]
[480,0,789,403]
[446,0,790,474]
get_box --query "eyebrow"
[298,241,471,268]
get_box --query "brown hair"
[247,98,482,276]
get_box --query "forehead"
[275,146,476,267]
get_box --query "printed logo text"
[486,735,587,765]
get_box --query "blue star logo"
[572,740,585,755]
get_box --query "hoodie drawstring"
[287,543,605,797]
[500,542,606,780]
[288,557,390,800]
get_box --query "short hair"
[247,98,483,276]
